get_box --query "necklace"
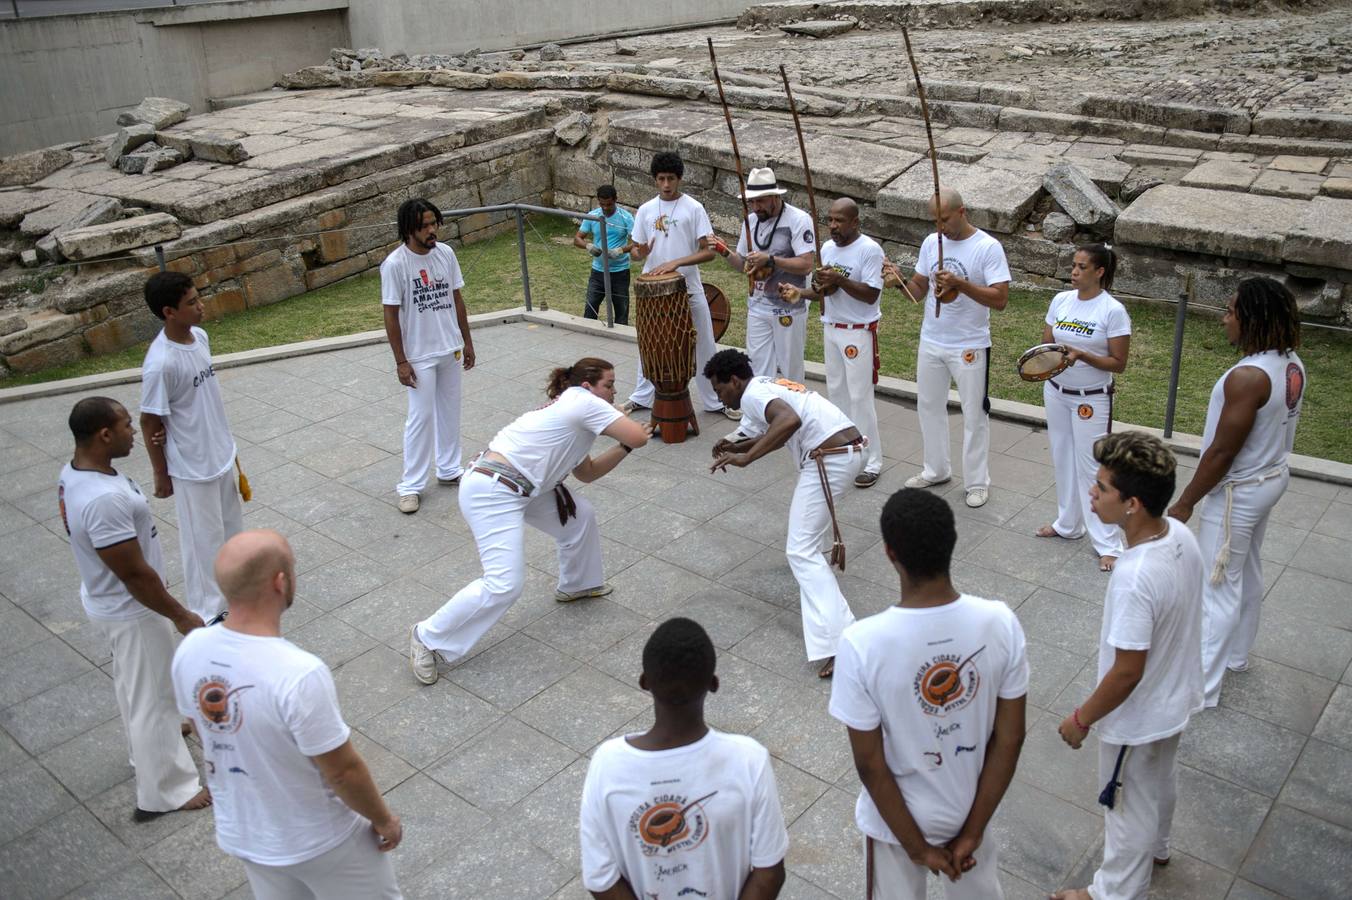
[752,204,785,251]
[1130,523,1170,548]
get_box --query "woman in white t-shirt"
[409,357,652,684]
[1038,244,1132,571]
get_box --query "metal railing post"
[1163,271,1193,439]
[597,214,614,328]
[154,245,167,273]
[514,209,533,312]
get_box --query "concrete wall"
[347,0,743,56]
[0,0,348,156]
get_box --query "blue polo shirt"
[579,206,634,273]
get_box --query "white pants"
[788,450,863,660]
[1089,735,1181,900]
[866,829,1002,900]
[242,823,402,900]
[630,288,723,412]
[415,471,603,662]
[1198,469,1288,705]
[824,323,883,476]
[916,340,990,490]
[398,352,463,496]
[93,613,201,813]
[172,468,244,622]
[1044,381,1124,557]
[747,310,807,383]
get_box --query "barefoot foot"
[1099,555,1117,572]
[1036,524,1059,538]
[818,657,835,679]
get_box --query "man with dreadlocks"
[1168,277,1305,708]
[382,197,476,514]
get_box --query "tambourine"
[1016,343,1070,382]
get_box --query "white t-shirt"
[820,235,886,326]
[580,730,789,898]
[1044,290,1132,390]
[140,327,237,482]
[489,386,623,492]
[380,242,466,364]
[829,596,1030,845]
[631,193,713,297]
[1202,350,1305,486]
[736,376,855,470]
[172,626,363,867]
[1096,519,1205,745]
[736,202,815,317]
[58,463,162,622]
[915,230,1011,350]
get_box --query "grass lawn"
[5,215,1349,463]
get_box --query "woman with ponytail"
[1037,243,1133,571]
[408,357,652,684]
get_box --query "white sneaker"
[1226,660,1250,673]
[905,474,951,489]
[965,488,989,508]
[409,625,438,685]
[555,584,614,603]
[398,494,420,514]
[717,406,742,421]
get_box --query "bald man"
[886,187,1010,509]
[172,530,404,900]
[781,198,886,487]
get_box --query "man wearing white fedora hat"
[714,166,816,385]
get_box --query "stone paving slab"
[0,320,1349,898]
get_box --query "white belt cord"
[1209,464,1288,585]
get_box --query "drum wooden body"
[706,284,731,342]
[634,272,699,443]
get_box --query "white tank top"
[1201,350,1305,485]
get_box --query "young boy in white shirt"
[580,617,788,899]
[1053,431,1204,900]
[139,271,244,622]
[830,488,1028,899]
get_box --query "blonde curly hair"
[1092,431,1176,517]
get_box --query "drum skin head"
[1017,343,1069,382]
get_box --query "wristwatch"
[768,255,776,269]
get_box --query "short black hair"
[703,348,753,383]
[880,488,957,581]
[397,197,443,243]
[1093,431,1176,518]
[642,617,715,706]
[596,184,617,200]
[650,151,684,180]
[68,396,125,445]
[144,271,194,320]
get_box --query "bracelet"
[768,254,776,269]
[620,444,633,454]
[1072,707,1090,732]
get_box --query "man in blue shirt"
[573,184,634,325]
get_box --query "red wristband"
[1072,707,1089,732]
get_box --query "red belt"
[472,466,526,494]
[828,321,877,330]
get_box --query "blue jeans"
[584,268,630,325]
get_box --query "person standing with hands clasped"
[1037,244,1132,571]
[382,197,476,514]
[573,184,635,325]
[1053,432,1204,900]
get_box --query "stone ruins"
[0,0,1349,375]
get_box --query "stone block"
[56,213,181,261]
[1270,155,1329,175]
[876,160,1041,233]
[428,71,491,90]
[0,314,24,336]
[371,70,433,87]
[1181,160,1261,192]
[1079,93,1250,134]
[0,189,64,227]
[1041,212,1075,242]
[201,287,247,320]
[104,124,157,167]
[779,18,857,38]
[3,332,87,373]
[1002,234,1062,276]
[1285,196,1352,271]
[0,306,103,354]
[1323,177,1352,199]
[538,42,564,61]
[242,258,306,307]
[1120,144,1202,166]
[605,73,706,101]
[19,192,107,237]
[608,108,723,151]
[1251,169,1324,200]
[279,66,341,89]
[1251,110,1352,141]
[1114,185,1307,263]
[304,254,372,290]
[187,134,249,165]
[116,97,190,130]
[710,84,845,117]
[1120,169,1164,203]
[461,109,548,147]
[83,312,156,355]
[555,152,612,196]
[1044,161,1118,232]
[52,269,147,314]
[152,131,194,159]
[491,71,609,91]
[0,147,73,187]
[553,112,592,147]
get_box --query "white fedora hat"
[743,166,788,199]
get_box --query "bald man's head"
[215,529,295,610]
[829,197,859,220]
[827,197,861,243]
[935,187,964,215]
[928,186,971,240]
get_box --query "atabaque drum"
[706,284,731,343]
[634,271,699,443]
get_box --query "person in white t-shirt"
[1167,277,1305,707]
[885,187,1011,509]
[1053,431,1204,900]
[704,349,864,678]
[580,617,788,899]
[173,530,403,899]
[781,198,887,488]
[409,357,653,683]
[139,271,244,622]
[713,166,816,384]
[1037,244,1132,571]
[830,488,1028,899]
[622,151,737,420]
[382,197,477,514]
[59,397,210,823]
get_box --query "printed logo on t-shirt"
[927,256,970,283]
[778,315,793,327]
[913,647,985,717]
[58,484,69,536]
[653,214,677,236]
[409,265,455,315]
[773,378,806,392]
[803,229,816,245]
[1285,362,1304,414]
[1054,317,1097,337]
[192,364,216,388]
[629,791,716,856]
[194,674,255,735]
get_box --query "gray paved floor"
[1,321,1349,899]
